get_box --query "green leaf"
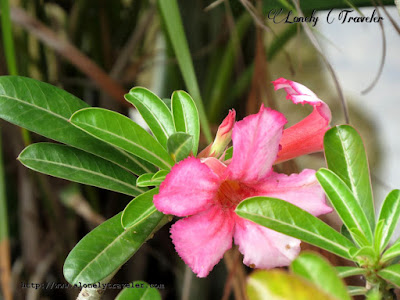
[347,286,367,296]
[316,168,373,246]
[374,219,385,254]
[349,246,377,265]
[167,132,193,162]
[235,197,355,260]
[224,146,233,161]
[291,252,351,300]
[378,264,400,288]
[335,266,366,278]
[246,270,336,300]
[376,190,400,251]
[121,188,160,229]
[63,196,167,284]
[171,91,200,154]
[115,281,161,300]
[136,170,168,187]
[157,0,212,142]
[348,227,371,248]
[152,170,168,181]
[340,225,354,244]
[70,108,175,170]
[137,173,157,187]
[125,87,175,148]
[0,76,154,175]
[324,125,375,230]
[382,240,400,263]
[18,143,145,196]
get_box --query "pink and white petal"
[272,78,331,163]
[154,157,220,217]
[254,169,332,216]
[234,216,301,269]
[171,206,235,277]
[227,105,287,184]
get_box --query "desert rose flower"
[154,79,333,277]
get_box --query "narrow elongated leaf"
[63,195,167,284]
[381,239,400,263]
[335,266,366,278]
[152,170,168,181]
[171,91,200,154]
[125,87,175,148]
[18,143,145,196]
[246,270,336,300]
[157,0,212,142]
[0,76,154,175]
[167,132,193,162]
[224,146,233,161]
[121,189,160,229]
[347,286,367,296]
[291,253,351,300]
[376,190,400,251]
[115,281,161,300]
[137,173,156,187]
[236,197,355,259]
[316,168,373,245]
[70,108,174,170]
[378,264,400,288]
[324,125,375,230]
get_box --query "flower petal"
[227,105,287,183]
[171,206,235,277]
[273,78,331,163]
[201,157,227,178]
[234,216,301,269]
[154,157,220,217]
[254,169,332,216]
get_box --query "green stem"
[157,0,212,142]
[1,0,18,75]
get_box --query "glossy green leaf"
[70,108,175,170]
[121,188,160,229]
[136,170,168,187]
[324,125,375,230]
[335,266,366,278]
[0,76,154,175]
[125,87,175,148]
[171,91,200,155]
[378,264,400,288]
[347,286,367,296]
[235,197,354,260]
[374,219,385,254]
[316,168,373,245]
[63,197,167,284]
[136,173,156,187]
[152,170,168,181]
[18,143,145,196]
[167,132,193,162]
[382,239,400,263]
[291,252,351,300]
[115,281,161,300]
[348,227,371,248]
[349,246,377,265]
[376,190,400,251]
[246,270,336,300]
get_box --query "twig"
[362,3,386,94]
[181,266,193,300]
[291,0,350,124]
[204,0,225,12]
[110,8,156,80]
[10,6,129,107]
[26,251,56,300]
[377,0,400,34]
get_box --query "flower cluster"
[154,78,333,277]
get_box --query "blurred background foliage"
[0,0,397,299]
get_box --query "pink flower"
[153,79,333,277]
[273,78,332,163]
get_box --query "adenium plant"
[1,75,400,299]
